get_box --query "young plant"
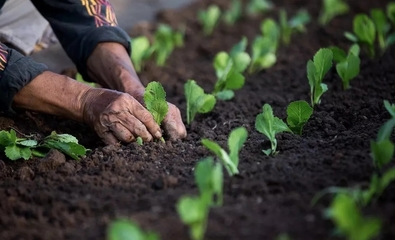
[223,0,242,25]
[307,48,333,107]
[370,8,395,54]
[318,0,349,26]
[131,36,152,72]
[329,44,360,63]
[261,18,281,49]
[325,194,381,240]
[151,24,184,66]
[198,5,221,36]
[248,36,277,74]
[194,157,223,206]
[246,0,274,17]
[212,49,251,100]
[107,219,159,240]
[144,81,169,142]
[201,127,248,176]
[388,2,395,24]
[255,104,291,156]
[384,99,395,118]
[332,47,361,90]
[184,79,216,124]
[286,100,313,135]
[370,116,395,170]
[344,14,376,58]
[177,195,209,240]
[279,9,311,45]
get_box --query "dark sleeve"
[31,0,131,82]
[0,43,48,114]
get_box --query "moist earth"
[1,0,395,239]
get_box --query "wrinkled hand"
[82,88,163,145]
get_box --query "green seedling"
[261,18,281,49]
[246,0,274,17]
[143,82,169,142]
[388,2,395,24]
[212,49,251,100]
[248,36,277,74]
[131,36,152,72]
[325,194,381,240]
[0,129,87,161]
[318,0,349,26]
[201,127,248,176]
[151,24,184,66]
[136,137,143,146]
[75,72,97,87]
[255,104,291,156]
[336,52,360,90]
[371,8,395,54]
[384,99,395,118]
[107,219,159,240]
[307,48,333,107]
[329,44,360,63]
[198,5,221,36]
[286,100,313,135]
[370,116,395,170]
[279,9,311,45]
[184,79,216,124]
[223,0,242,25]
[344,14,376,58]
[194,157,223,206]
[229,36,248,58]
[177,195,209,240]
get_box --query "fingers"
[162,104,187,141]
[129,100,162,139]
[117,111,153,142]
[107,121,135,143]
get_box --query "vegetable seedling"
[136,137,143,146]
[198,5,221,36]
[279,9,311,45]
[384,99,395,118]
[370,116,395,170]
[151,24,184,66]
[344,14,376,58]
[260,18,281,50]
[246,0,274,17]
[370,8,395,54]
[201,127,248,176]
[255,104,291,156]
[318,0,349,26]
[329,44,360,63]
[325,194,381,240]
[143,81,169,142]
[184,79,216,124]
[131,36,152,72]
[212,49,251,100]
[223,0,242,25]
[176,195,209,240]
[194,157,223,206]
[335,52,361,90]
[286,100,313,135]
[107,219,159,240]
[248,36,277,74]
[307,48,333,107]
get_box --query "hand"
[81,88,163,145]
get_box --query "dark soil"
[1,0,395,239]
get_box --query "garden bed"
[1,0,395,239]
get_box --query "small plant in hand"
[0,130,87,161]
[151,24,184,66]
[198,5,221,36]
[212,40,251,100]
[279,9,311,45]
[131,36,152,73]
[286,100,313,135]
[318,0,349,26]
[107,218,159,240]
[201,127,248,176]
[307,48,333,107]
[184,79,216,124]
[143,81,169,142]
[246,0,274,17]
[223,0,242,25]
[255,104,291,156]
[195,157,223,206]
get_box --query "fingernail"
[155,130,162,138]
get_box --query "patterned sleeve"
[31,0,131,81]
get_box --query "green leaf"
[213,52,231,79]
[201,139,238,176]
[376,118,395,142]
[107,219,159,240]
[5,145,23,161]
[286,100,313,135]
[336,53,360,90]
[17,139,38,147]
[261,18,280,49]
[228,127,248,167]
[136,137,143,146]
[349,44,361,57]
[44,140,86,160]
[387,2,395,24]
[344,32,359,42]
[131,36,151,72]
[329,46,347,63]
[225,72,245,90]
[232,52,251,73]
[194,157,223,206]
[215,90,235,101]
[246,0,273,16]
[289,9,311,29]
[249,36,277,74]
[184,80,216,124]
[0,130,13,147]
[370,9,387,36]
[176,196,208,240]
[379,168,395,195]
[198,5,221,36]
[230,36,248,58]
[384,100,395,118]
[319,0,349,25]
[223,0,242,25]
[48,132,79,143]
[313,48,333,82]
[353,14,376,46]
[144,81,169,125]
[370,139,394,170]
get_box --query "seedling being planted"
[344,14,376,58]
[198,5,221,36]
[151,24,184,66]
[370,8,395,54]
[212,47,251,100]
[307,48,333,107]
[318,0,349,26]
[325,194,381,240]
[330,45,361,90]
[286,100,313,135]
[279,9,311,45]
[223,0,242,25]
[184,79,216,124]
[144,81,169,142]
[107,219,159,240]
[131,36,152,72]
[194,157,223,206]
[201,127,248,176]
[246,0,273,17]
[255,104,291,156]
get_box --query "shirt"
[0,0,131,114]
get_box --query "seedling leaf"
[107,219,159,240]
[286,100,313,135]
[223,0,242,25]
[384,100,395,118]
[176,196,208,240]
[246,0,273,16]
[144,81,169,126]
[319,0,349,25]
[131,36,152,72]
[184,80,216,124]
[336,53,361,89]
[198,5,221,36]
[194,157,223,206]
